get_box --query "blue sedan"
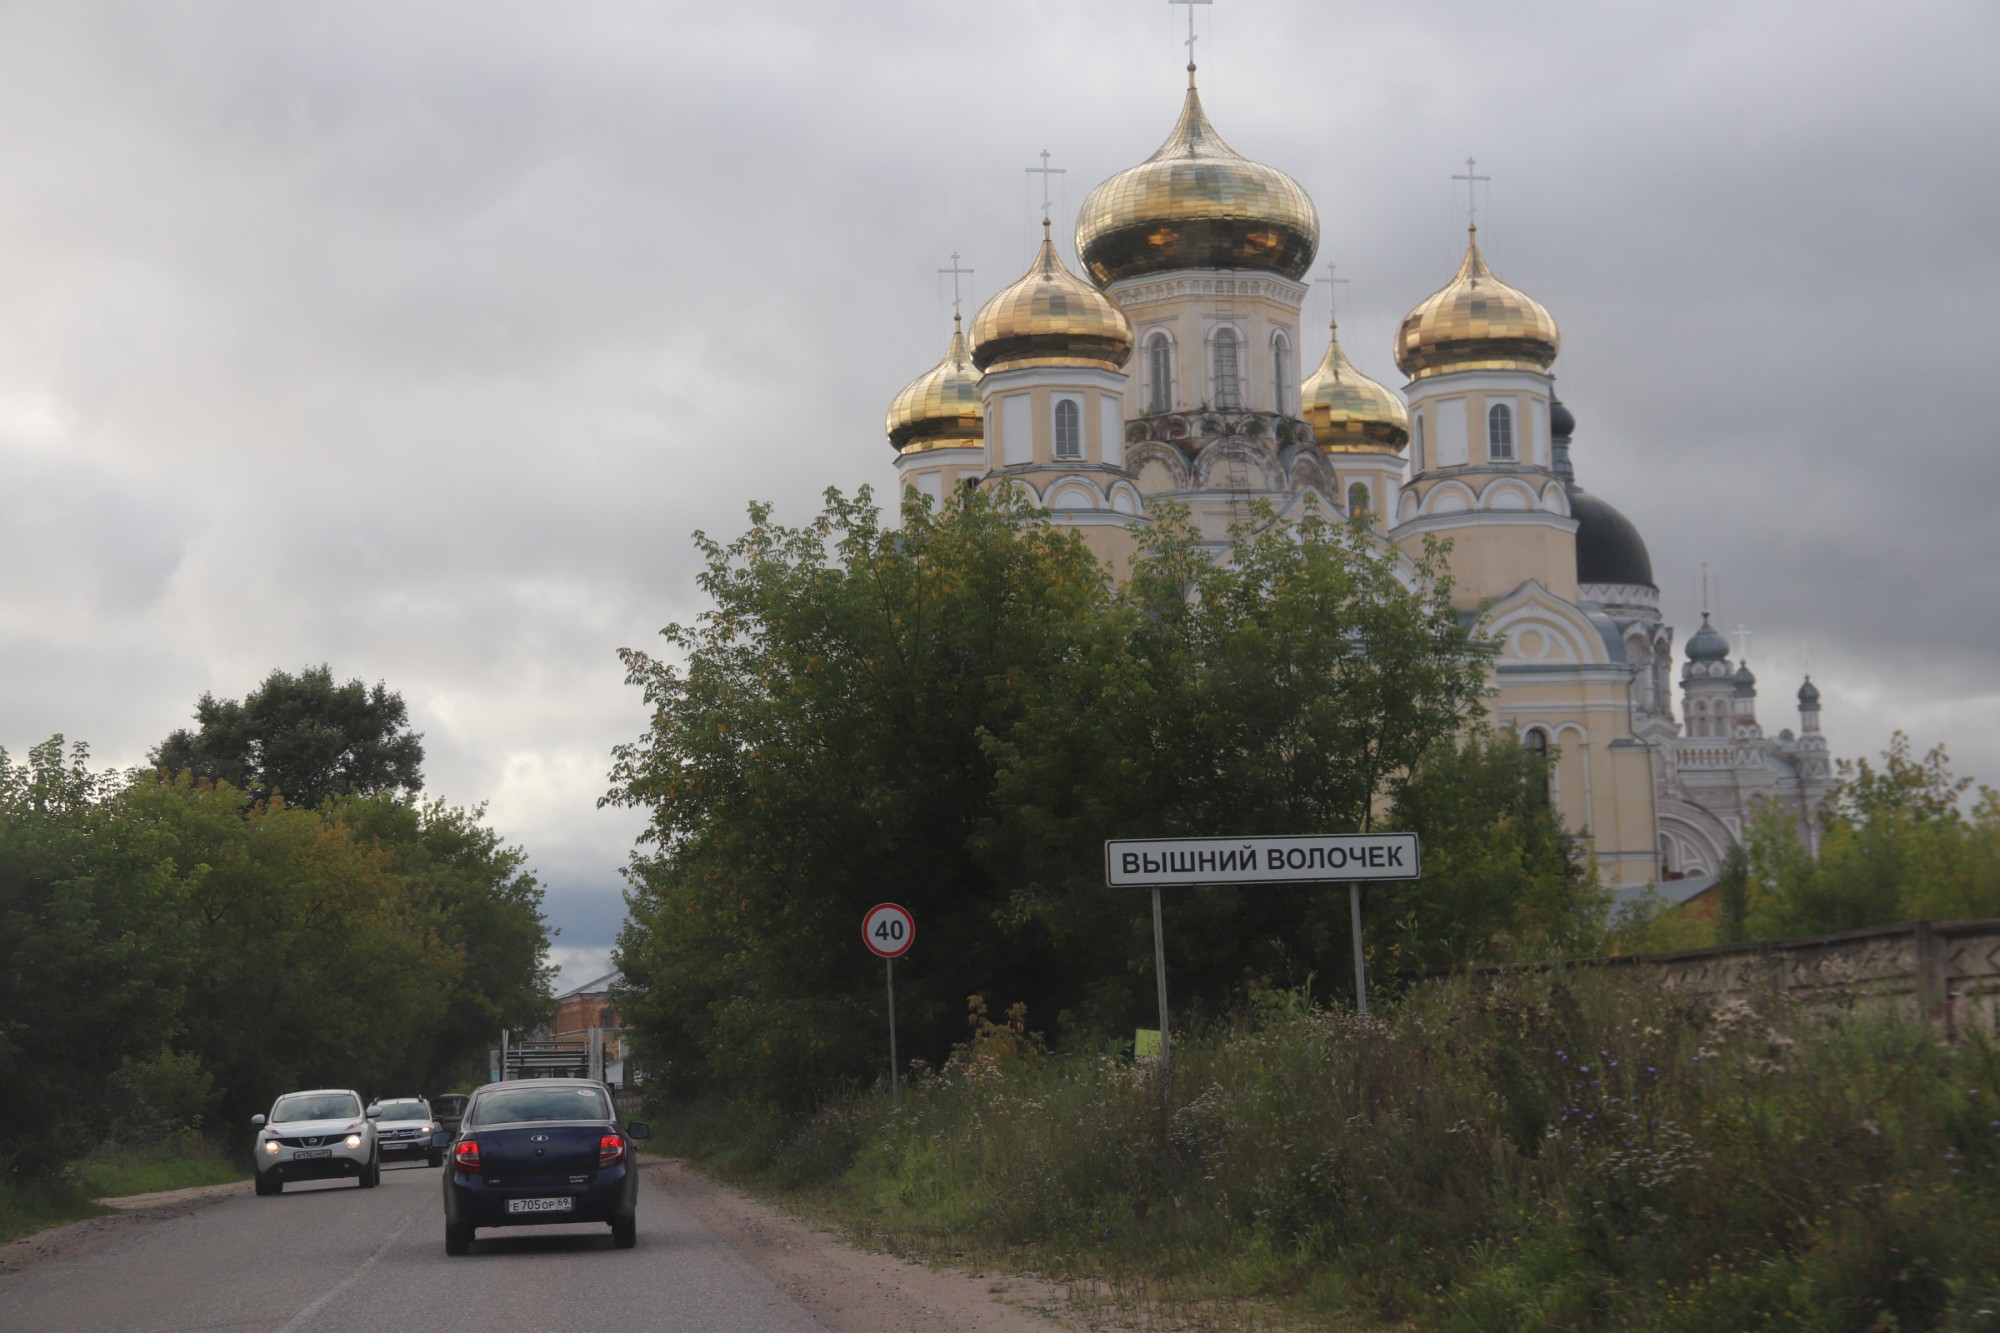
[441,1079,651,1255]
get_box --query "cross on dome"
[937,252,974,319]
[1169,0,1211,80]
[1453,155,1491,230]
[1025,149,1065,223]
[1315,261,1350,329]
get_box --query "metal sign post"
[862,903,915,1107]
[1105,833,1420,1036]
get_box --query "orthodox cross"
[1169,0,1211,69]
[1452,155,1491,229]
[937,252,974,319]
[1025,149,1065,222]
[1732,623,1752,660]
[1314,261,1350,329]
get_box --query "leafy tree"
[610,490,1568,1104]
[152,664,424,808]
[0,739,191,1175]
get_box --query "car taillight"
[453,1139,481,1174]
[598,1134,625,1169]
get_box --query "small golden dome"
[1395,226,1560,380]
[1075,71,1319,287]
[1300,322,1409,453]
[887,315,984,453]
[970,222,1133,373]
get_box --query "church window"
[1212,329,1241,408]
[1146,332,1173,413]
[1054,399,1082,459]
[1412,413,1424,471]
[1522,727,1554,806]
[1272,332,1292,414]
[1348,481,1370,516]
[1488,403,1515,460]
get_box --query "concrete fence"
[1420,917,2000,1039]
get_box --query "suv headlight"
[263,1140,280,1155]
[344,1133,363,1149]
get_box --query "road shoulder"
[0,1181,249,1277]
[641,1156,1096,1333]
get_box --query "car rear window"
[469,1086,609,1126]
[272,1092,362,1122]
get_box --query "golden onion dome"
[886,315,984,453]
[1395,225,1560,379]
[1075,70,1319,287]
[970,222,1133,373]
[1300,322,1409,453]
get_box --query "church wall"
[1393,517,1581,607]
[1107,272,1306,420]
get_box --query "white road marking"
[275,1191,422,1332]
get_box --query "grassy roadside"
[0,1138,247,1245]
[651,972,2000,1332]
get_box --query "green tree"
[610,491,1563,1103]
[608,486,1112,1104]
[151,664,424,808]
[0,739,192,1175]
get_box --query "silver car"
[252,1089,380,1194]
[369,1096,446,1168]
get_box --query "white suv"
[252,1089,380,1194]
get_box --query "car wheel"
[427,1150,444,1168]
[445,1228,472,1257]
[254,1174,280,1196]
[358,1156,380,1189]
[611,1218,636,1250]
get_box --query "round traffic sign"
[862,902,914,958]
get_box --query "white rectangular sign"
[1105,833,1421,887]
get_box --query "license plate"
[293,1149,332,1159]
[506,1197,575,1214]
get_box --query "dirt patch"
[642,1156,1120,1332]
[0,1181,248,1276]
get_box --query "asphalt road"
[0,1160,829,1332]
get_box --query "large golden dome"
[887,315,984,453]
[1396,225,1560,379]
[1075,72,1319,287]
[1300,322,1409,453]
[970,222,1133,373]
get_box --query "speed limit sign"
[862,902,914,958]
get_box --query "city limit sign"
[1105,833,1421,888]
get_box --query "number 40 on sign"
[863,903,913,958]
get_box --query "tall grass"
[662,972,2000,1331]
[0,1137,246,1245]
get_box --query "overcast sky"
[3,1,1995,990]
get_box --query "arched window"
[1212,329,1240,408]
[1488,403,1514,460]
[1146,332,1173,413]
[1522,727,1553,806]
[1053,399,1082,459]
[1272,333,1292,414]
[1347,481,1370,516]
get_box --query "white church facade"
[882,59,1833,894]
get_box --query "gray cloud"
[4,2,1996,989]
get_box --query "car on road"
[431,1093,470,1134]
[369,1096,446,1167]
[441,1079,650,1255]
[252,1089,380,1194]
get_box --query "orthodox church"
[882,59,1833,893]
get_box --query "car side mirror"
[431,1130,451,1148]
[251,1114,267,1126]
[365,1106,381,1119]
[625,1121,651,1141]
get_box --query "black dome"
[1550,396,1576,439]
[1568,486,1655,589]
